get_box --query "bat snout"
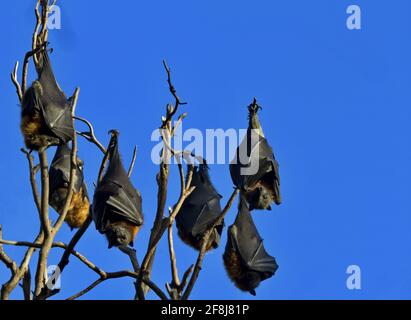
[106,225,132,248]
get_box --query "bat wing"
[230,198,278,275]
[92,193,110,232]
[93,134,143,231]
[105,182,143,226]
[21,84,43,115]
[230,130,280,195]
[257,138,281,204]
[178,165,223,237]
[49,144,84,193]
[191,196,223,237]
[37,49,74,143]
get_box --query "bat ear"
[267,206,272,211]
[249,289,256,296]
[129,241,134,247]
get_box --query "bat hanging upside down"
[49,143,90,230]
[176,164,223,251]
[92,131,144,248]
[230,98,281,211]
[223,197,278,295]
[20,44,74,151]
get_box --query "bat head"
[246,186,273,211]
[105,224,133,248]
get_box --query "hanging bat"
[92,131,143,248]
[176,164,223,251]
[223,197,278,295]
[49,143,90,230]
[20,44,74,151]
[230,98,281,210]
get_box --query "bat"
[223,197,278,295]
[176,164,223,251]
[92,131,143,248]
[230,99,281,210]
[20,44,74,151]
[49,143,90,230]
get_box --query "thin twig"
[127,146,137,177]
[67,278,103,300]
[168,223,180,288]
[22,42,48,94]
[67,270,168,300]
[11,62,23,102]
[32,0,41,66]
[21,149,41,214]
[0,226,18,276]
[74,116,107,154]
[161,60,187,127]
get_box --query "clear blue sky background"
[1,0,411,300]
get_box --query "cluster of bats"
[19,44,282,296]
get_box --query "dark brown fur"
[51,186,90,229]
[20,82,60,150]
[223,249,248,292]
[177,227,216,252]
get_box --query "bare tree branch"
[127,146,137,177]
[0,225,18,276]
[0,235,167,300]
[37,150,51,237]
[168,223,180,288]
[11,62,23,102]
[22,268,32,300]
[1,230,44,300]
[34,88,80,297]
[21,149,41,214]
[67,270,168,301]
[161,60,187,126]
[22,42,48,95]
[74,116,107,154]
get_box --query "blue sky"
[1,0,411,300]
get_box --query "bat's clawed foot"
[248,97,262,114]
[108,129,120,137]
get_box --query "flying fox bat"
[92,131,143,248]
[223,197,278,295]
[49,143,90,230]
[176,164,223,251]
[20,45,74,151]
[230,99,281,210]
